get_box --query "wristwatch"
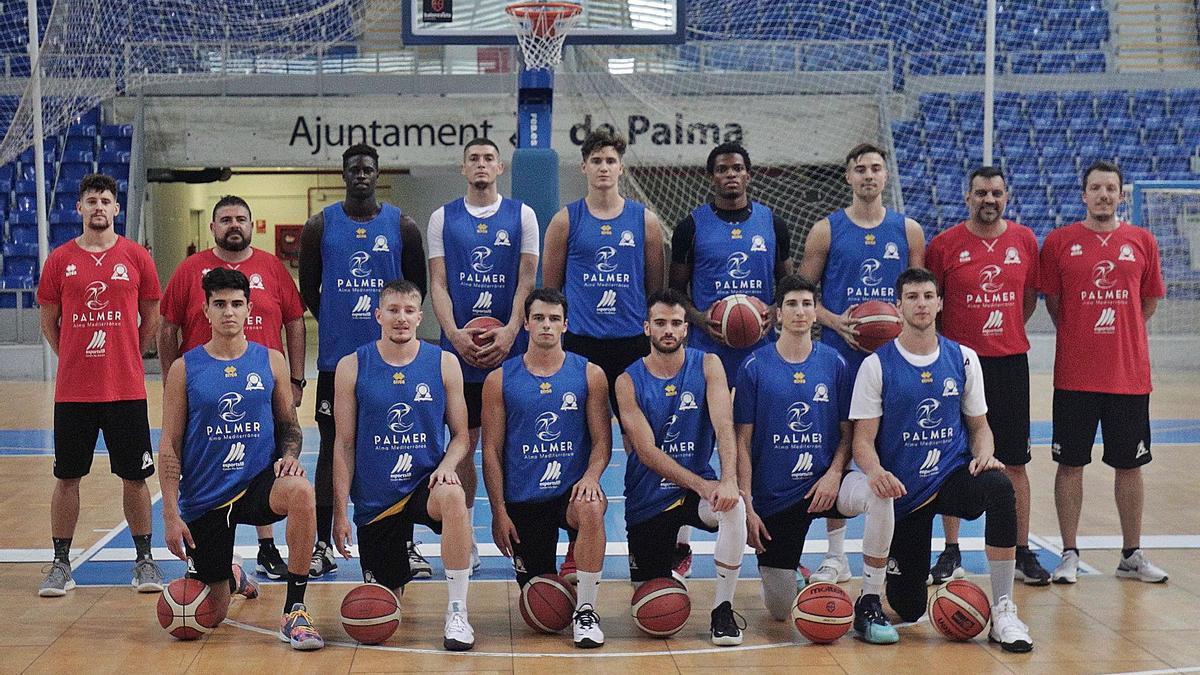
[290,377,307,389]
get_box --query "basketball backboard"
[401,0,685,45]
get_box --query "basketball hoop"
[504,1,583,70]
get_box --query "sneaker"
[798,564,812,585]
[132,558,164,593]
[853,594,899,645]
[408,541,432,580]
[443,602,475,651]
[1014,547,1051,586]
[559,541,578,584]
[1051,550,1079,585]
[988,595,1033,653]
[927,547,965,585]
[1116,549,1168,583]
[709,600,745,646]
[470,540,482,574]
[309,541,338,578]
[809,553,851,584]
[256,544,288,580]
[279,603,324,650]
[572,603,604,648]
[672,544,693,581]
[232,563,260,599]
[39,560,76,597]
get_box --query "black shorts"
[463,381,484,430]
[1052,389,1152,469]
[563,331,649,421]
[186,468,285,584]
[507,493,577,586]
[53,400,154,480]
[356,479,442,589]
[626,491,717,582]
[755,496,847,571]
[979,353,1031,466]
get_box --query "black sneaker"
[256,544,288,580]
[928,547,964,585]
[709,600,745,646]
[1014,547,1052,586]
[853,594,899,644]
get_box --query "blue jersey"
[502,352,591,503]
[317,202,404,371]
[439,197,528,383]
[819,208,910,374]
[563,198,647,339]
[179,343,276,523]
[874,337,971,518]
[623,348,718,526]
[350,341,446,527]
[688,202,777,384]
[733,342,851,518]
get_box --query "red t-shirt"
[1040,221,1164,394]
[926,220,1039,357]
[37,237,162,402]
[160,247,305,353]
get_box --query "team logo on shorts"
[1135,441,1149,458]
[319,399,332,415]
[883,242,900,260]
[750,235,767,252]
[619,230,636,247]
[1119,244,1136,262]
[245,373,264,391]
[349,251,372,278]
[917,398,942,429]
[595,247,618,273]
[413,383,433,402]
[1004,247,1022,265]
[372,235,390,252]
[248,273,265,290]
[494,229,511,246]
[84,281,109,311]
[141,451,154,470]
[560,392,577,411]
[471,246,494,273]
[387,402,414,433]
[726,252,751,279]
[218,392,246,423]
[860,259,882,287]
[813,383,829,402]
[513,555,527,574]
[886,558,900,575]
[111,264,129,282]
[65,264,77,277]
[979,264,1004,293]
[535,412,560,442]
[1092,260,1116,289]
[941,378,959,397]
[787,401,813,432]
[679,391,698,410]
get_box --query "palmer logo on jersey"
[581,246,630,286]
[903,397,954,445]
[73,280,122,326]
[207,392,262,439]
[772,400,823,445]
[966,265,1016,307]
[374,402,427,448]
[521,410,575,458]
[848,259,895,301]
[713,251,765,295]
[460,246,507,285]
[339,251,384,291]
[1079,260,1130,304]
[661,413,696,457]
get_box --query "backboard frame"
[400,0,687,45]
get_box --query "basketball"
[929,579,991,641]
[630,577,690,637]
[709,293,767,349]
[519,573,577,633]
[464,315,504,347]
[849,300,902,352]
[790,582,853,643]
[340,583,401,644]
[157,578,222,640]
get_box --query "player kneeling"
[160,269,322,650]
[616,289,747,645]
[330,280,476,651]
[482,288,613,648]
[734,276,898,644]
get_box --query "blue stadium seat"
[60,150,93,164]
[1034,127,1070,147]
[100,136,132,154]
[1042,153,1077,175]
[1169,89,1200,117]
[1025,92,1060,119]
[2,255,37,279]
[1038,52,1075,73]
[1073,52,1105,72]
[73,108,102,127]
[1156,156,1193,179]
[98,163,130,181]
[55,163,92,195]
[1131,90,1169,118]
[1060,91,1095,118]
[1144,127,1179,147]
[1010,52,1039,74]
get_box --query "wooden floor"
[2,372,1199,674]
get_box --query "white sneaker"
[1051,550,1079,584]
[409,541,432,579]
[808,554,851,584]
[470,540,482,574]
[1116,550,1168,583]
[443,602,474,651]
[572,603,605,648]
[988,595,1033,653]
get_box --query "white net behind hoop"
[505,2,582,70]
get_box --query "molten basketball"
[340,583,401,644]
[849,300,902,352]
[709,294,767,349]
[519,573,577,633]
[157,578,222,640]
[464,315,504,347]
[929,579,991,641]
[630,577,690,637]
[791,582,853,643]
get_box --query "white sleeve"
[960,345,988,417]
[848,353,884,419]
[520,204,540,257]
[426,207,446,259]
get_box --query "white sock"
[989,558,1015,604]
[576,570,601,609]
[701,497,746,608]
[445,568,471,612]
[826,525,846,558]
[760,566,797,621]
[676,525,692,547]
[862,563,886,597]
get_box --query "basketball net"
[504,1,583,70]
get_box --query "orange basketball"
[340,583,401,644]
[157,578,222,640]
[464,315,504,347]
[929,579,991,641]
[848,300,901,352]
[630,577,690,637]
[709,293,766,349]
[519,573,577,633]
[791,582,853,643]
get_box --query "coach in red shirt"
[37,173,163,597]
[1041,160,1167,585]
[158,195,306,579]
[926,166,1049,586]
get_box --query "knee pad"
[760,566,798,621]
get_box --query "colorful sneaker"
[853,594,899,645]
[408,541,432,580]
[798,564,812,585]
[927,547,964,585]
[279,603,325,651]
[671,544,693,582]
[809,554,851,584]
[309,541,338,578]
[232,563,260,599]
[988,595,1033,653]
[39,560,75,597]
[256,543,288,580]
[1116,549,1168,583]
[709,600,745,646]
[572,603,604,648]
[559,541,578,584]
[1052,550,1079,585]
[132,558,164,593]
[443,602,475,651]
[1014,547,1051,586]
